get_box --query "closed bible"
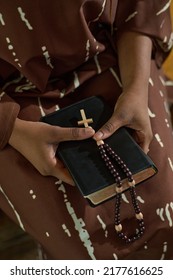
[40,96,157,206]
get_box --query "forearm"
[117,31,152,96]
[0,90,20,150]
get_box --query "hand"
[9,118,95,185]
[93,91,153,153]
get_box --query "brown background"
[163,2,173,79]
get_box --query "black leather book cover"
[40,96,157,206]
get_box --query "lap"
[1,61,173,259]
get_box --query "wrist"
[9,118,27,147]
[117,31,152,94]
[121,88,149,107]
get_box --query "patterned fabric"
[0,0,173,259]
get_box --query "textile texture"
[0,0,173,259]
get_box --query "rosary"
[78,109,145,243]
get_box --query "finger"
[53,126,95,142]
[51,162,75,186]
[93,116,122,141]
[134,130,152,154]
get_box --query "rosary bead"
[139,221,144,226]
[128,179,136,187]
[115,176,121,182]
[125,238,132,244]
[140,226,145,231]
[136,212,144,220]
[122,235,128,241]
[137,233,142,238]
[115,224,122,232]
[121,163,127,168]
[115,196,121,203]
[117,232,124,238]
[110,168,116,174]
[126,171,132,177]
[97,140,104,146]
[115,214,120,219]
[132,236,137,241]
[99,142,145,244]
[116,186,123,193]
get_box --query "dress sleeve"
[114,0,173,67]
[0,89,20,150]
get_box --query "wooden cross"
[77,109,93,128]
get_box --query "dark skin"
[94,31,153,153]
[9,31,153,185]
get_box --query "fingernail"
[85,127,95,134]
[93,131,103,140]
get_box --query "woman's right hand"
[9,118,95,185]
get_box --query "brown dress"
[0,0,173,259]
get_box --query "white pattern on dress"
[58,183,96,259]
[148,108,156,118]
[113,253,118,260]
[159,90,164,97]
[2,74,23,91]
[0,185,25,231]
[155,133,164,147]
[156,0,171,16]
[160,241,168,260]
[164,101,170,115]
[17,7,33,30]
[0,13,5,25]
[159,76,166,86]
[109,67,122,87]
[85,39,90,62]
[59,89,66,99]
[165,119,170,128]
[73,72,80,88]
[144,242,148,250]
[94,38,100,55]
[6,37,22,68]
[97,215,108,238]
[149,77,154,87]
[88,0,107,26]
[125,11,138,22]
[122,194,145,204]
[94,55,101,74]
[156,208,165,221]
[42,46,54,69]
[156,202,173,226]
[165,203,173,227]
[0,91,5,101]
[55,104,60,111]
[122,193,129,203]
[15,80,36,92]
[160,19,165,29]
[163,36,168,43]
[137,196,145,204]
[38,97,46,117]
[29,189,37,200]
[62,224,71,237]
[170,202,173,211]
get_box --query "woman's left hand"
[93,91,153,154]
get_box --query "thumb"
[93,115,122,141]
[54,126,95,142]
